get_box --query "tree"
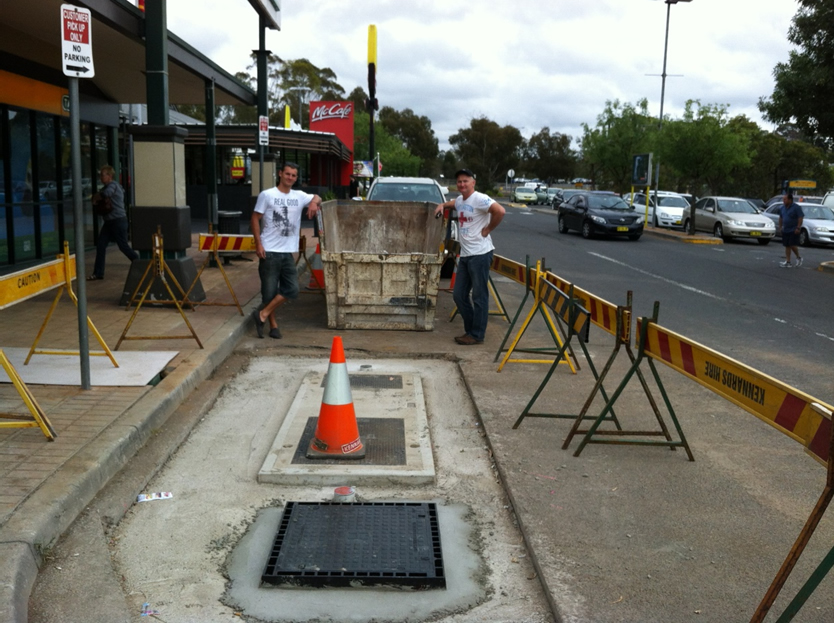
[759,0,834,149]
[217,71,258,124]
[272,58,346,129]
[580,99,655,192]
[353,110,420,176]
[449,117,523,190]
[347,86,368,111]
[378,107,440,176]
[524,127,577,183]
[656,100,750,195]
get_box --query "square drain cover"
[291,417,406,465]
[262,502,445,589]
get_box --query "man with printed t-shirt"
[250,162,322,339]
[434,169,505,345]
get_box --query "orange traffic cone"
[306,242,325,290]
[449,255,459,289]
[307,336,365,460]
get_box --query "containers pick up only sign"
[61,4,95,78]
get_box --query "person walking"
[87,165,138,281]
[778,193,804,268]
[250,162,322,339]
[434,168,505,345]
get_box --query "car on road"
[366,176,447,203]
[545,187,560,205]
[686,196,775,244]
[623,191,690,228]
[551,188,583,209]
[557,191,644,240]
[512,186,537,204]
[761,202,834,247]
[534,186,549,205]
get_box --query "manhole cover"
[321,374,404,390]
[262,502,445,589]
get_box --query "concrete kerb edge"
[818,261,834,274]
[455,360,564,623]
[0,298,256,623]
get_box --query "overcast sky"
[165,0,800,151]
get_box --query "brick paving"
[0,231,267,528]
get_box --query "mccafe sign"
[311,102,353,122]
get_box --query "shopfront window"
[59,117,74,250]
[36,113,59,256]
[9,107,35,262]
[0,109,7,266]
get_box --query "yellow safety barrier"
[546,272,630,344]
[638,319,832,466]
[496,261,577,373]
[185,232,247,315]
[0,349,56,440]
[197,233,256,253]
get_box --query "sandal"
[86,275,101,281]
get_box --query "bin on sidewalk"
[319,200,446,330]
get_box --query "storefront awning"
[0,0,255,106]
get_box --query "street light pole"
[655,0,692,230]
[288,86,308,129]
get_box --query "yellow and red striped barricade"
[545,272,630,345]
[198,233,257,253]
[512,280,589,428]
[490,255,538,363]
[639,320,831,466]
[496,261,578,373]
[571,306,695,461]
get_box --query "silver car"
[761,202,834,247]
[686,196,776,245]
[624,191,690,229]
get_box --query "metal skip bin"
[319,200,446,330]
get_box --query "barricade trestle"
[116,229,203,350]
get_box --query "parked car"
[761,202,834,247]
[745,198,766,212]
[551,188,583,209]
[534,186,549,205]
[822,191,834,211]
[512,186,537,204]
[557,191,644,240]
[765,194,823,210]
[545,187,561,205]
[686,196,776,244]
[623,190,689,228]
[366,176,447,203]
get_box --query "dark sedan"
[557,192,644,240]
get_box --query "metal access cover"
[262,501,445,589]
[292,417,406,465]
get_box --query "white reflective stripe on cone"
[322,362,353,406]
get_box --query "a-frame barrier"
[117,231,203,350]
[512,280,589,428]
[447,251,510,323]
[25,242,118,367]
[570,303,694,460]
[495,260,577,374]
[185,232,255,315]
[0,349,56,440]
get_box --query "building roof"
[0,0,255,106]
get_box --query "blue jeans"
[92,217,138,278]
[258,252,299,306]
[453,251,493,341]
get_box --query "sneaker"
[779,261,792,268]
[796,257,803,267]
[455,334,483,345]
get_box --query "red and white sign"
[258,115,269,146]
[61,4,94,78]
[309,101,355,187]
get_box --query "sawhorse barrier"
[511,279,589,428]
[186,232,258,315]
[493,257,577,374]
[117,230,203,350]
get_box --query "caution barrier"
[186,232,247,315]
[545,272,630,344]
[447,253,510,323]
[496,261,577,373]
[197,233,256,253]
[118,230,203,350]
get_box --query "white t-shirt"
[253,187,314,253]
[455,190,496,257]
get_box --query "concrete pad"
[258,366,436,486]
[0,347,177,386]
[222,502,486,622]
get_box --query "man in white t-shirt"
[434,169,505,345]
[250,162,322,339]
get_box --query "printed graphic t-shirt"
[254,187,314,253]
[455,190,496,257]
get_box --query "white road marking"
[587,252,726,301]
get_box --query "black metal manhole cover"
[321,374,404,390]
[291,417,406,465]
[262,502,445,590]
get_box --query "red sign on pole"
[60,4,94,77]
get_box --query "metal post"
[205,79,218,228]
[257,15,268,191]
[69,78,90,390]
[144,0,169,126]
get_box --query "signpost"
[507,168,515,192]
[258,115,269,192]
[61,4,94,389]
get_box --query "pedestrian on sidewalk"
[87,165,139,281]
[250,162,322,339]
[434,168,505,345]
[778,193,804,268]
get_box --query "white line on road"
[587,251,726,301]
